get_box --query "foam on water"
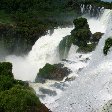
[4,8,112,112]
[50,9,112,112]
[5,27,73,81]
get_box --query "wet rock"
[35,63,72,83]
[77,68,83,73]
[80,57,90,63]
[62,59,76,64]
[51,82,68,90]
[39,87,57,96]
[35,77,46,84]
[65,76,76,82]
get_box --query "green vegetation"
[103,38,112,55]
[70,0,112,9]
[0,11,13,24]
[0,0,111,55]
[0,0,79,55]
[0,62,49,112]
[59,17,103,59]
[0,0,37,12]
[77,43,96,53]
[73,18,89,30]
[92,32,103,43]
[35,63,71,83]
[0,85,42,112]
[59,17,92,59]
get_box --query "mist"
[5,55,37,81]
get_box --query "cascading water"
[81,4,104,17]
[48,9,112,112]
[5,27,73,81]
[3,5,112,112]
[28,27,73,70]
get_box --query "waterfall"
[49,9,112,112]
[81,4,85,14]
[4,6,112,112]
[5,27,73,81]
[28,27,73,72]
[81,4,105,17]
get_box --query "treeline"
[0,0,37,12]
[69,0,112,9]
[0,0,70,12]
[0,0,73,55]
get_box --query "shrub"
[73,17,89,30]
[35,63,71,82]
[77,43,96,53]
[0,62,50,112]
[72,28,91,47]
[103,38,112,55]
[0,85,41,112]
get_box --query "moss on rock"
[35,63,72,83]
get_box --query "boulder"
[35,63,72,83]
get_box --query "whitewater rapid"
[5,27,73,81]
[50,9,112,112]
[4,8,112,112]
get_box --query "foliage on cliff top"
[0,62,49,112]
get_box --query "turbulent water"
[5,27,73,81]
[4,7,112,112]
[49,9,112,112]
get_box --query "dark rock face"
[35,63,72,83]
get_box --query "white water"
[3,8,112,112]
[48,9,112,112]
[5,27,73,81]
[28,27,73,70]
